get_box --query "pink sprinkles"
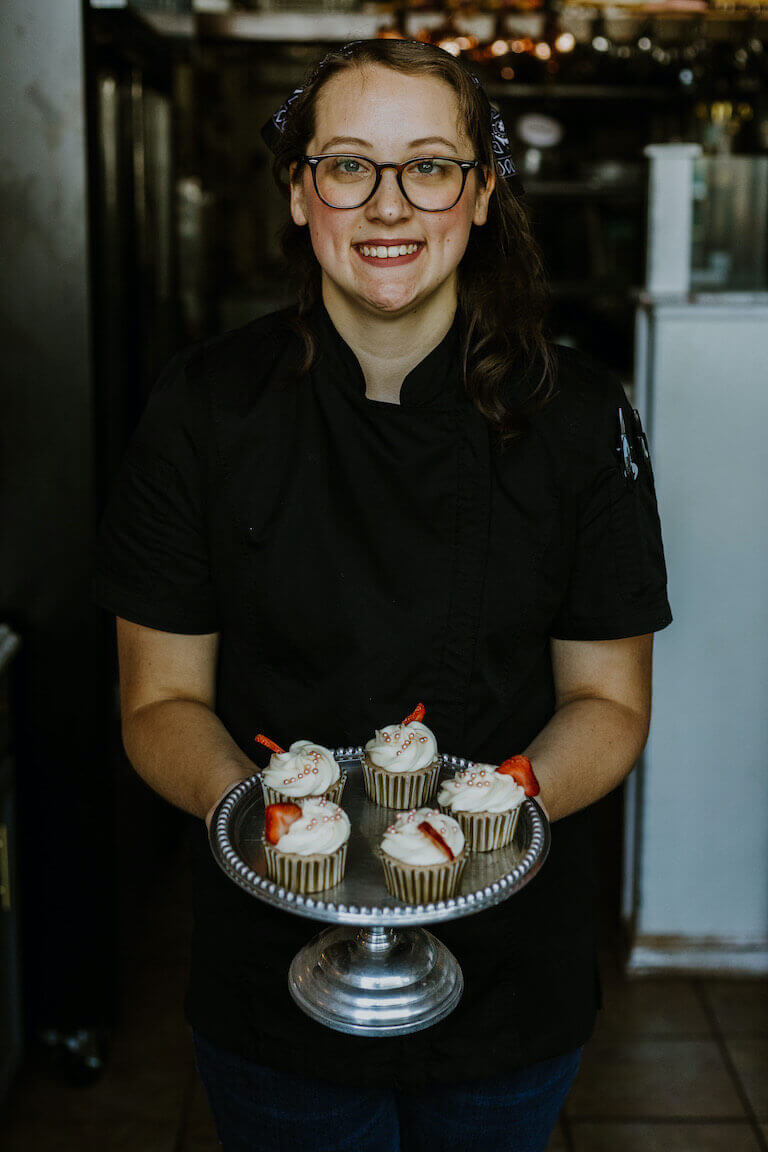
[457,767,495,788]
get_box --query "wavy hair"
[268,38,557,443]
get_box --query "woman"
[92,38,671,1152]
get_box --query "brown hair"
[268,38,557,444]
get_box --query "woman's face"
[289,65,495,317]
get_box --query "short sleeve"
[549,372,673,642]
[91,349,219,634]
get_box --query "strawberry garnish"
[255,734,285,755]
[402,702,426,726]
[418,820,455,861]
[497,755,540,797]
[264,802,302,845]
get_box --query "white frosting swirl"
[365,721,437,774]
[380,807,464,865]
[273,798,350,856]
[438,763,525,814]
[262,740,340,797]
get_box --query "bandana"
[259,40,524,196]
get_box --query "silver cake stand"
[209,749,549,1037]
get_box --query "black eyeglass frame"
[300,154,484,212]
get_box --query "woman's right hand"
[205,780,240,831]
[117,618,254,825]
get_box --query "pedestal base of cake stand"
[288,924,463,1037]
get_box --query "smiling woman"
[287,63,498,400]
[268,38,554,419]
[92,35,673,1152]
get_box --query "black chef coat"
[91,297,672,1090]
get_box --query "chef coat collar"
[307,297,465,409]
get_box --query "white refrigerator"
[625,294,768,974]
[623,145,768,974]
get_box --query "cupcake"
[262,798,350,894]
[377,807,468,903]
[255,734,346,806]
[362,703,441,809]
[438,754,540,852]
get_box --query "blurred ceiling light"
[535,41,552,60]
[592,35,610,52]
[501,66,516,79]
[510,39,527,53]
[491,39,509,56]
[439,39,462,56]
[555,32,576,52]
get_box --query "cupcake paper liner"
[263,839,348,894]
[437,804,521,852]
[260,770,347,808]
[378,846,468,903]
[362,754,440,809]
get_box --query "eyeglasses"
[300,154,482,212]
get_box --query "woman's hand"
[117,618,253,823]
[205,781,241,831]
[534,793,551,822]
[524,634,653,823]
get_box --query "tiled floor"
[1,846,767,1152]
[561,948,768,1152]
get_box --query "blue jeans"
[192,1030,582,1152]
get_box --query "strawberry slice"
[402,702,426,726]
[264,802,302,845]
[497,755,540,796]
[255,733,285,755]
[418,820,455,861]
